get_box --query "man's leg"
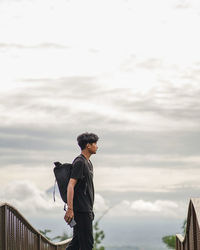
[65,224,80,250]
[75,212,94,250]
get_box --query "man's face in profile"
[88,142,98,154]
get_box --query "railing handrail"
[55,239,71,245]
[0,202,71,249]
[176,197,200,250]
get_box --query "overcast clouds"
[1,0,200,248]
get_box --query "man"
[64,132,99,250]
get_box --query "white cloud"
[131,199,178,212]
[94,193,109,212]
[0,180,110,217]
[0,180,182,219]
[0,180,63,215]
[131,200,161,212]
[106,199,181,218]
[94,166,200,193]
[1,0,200,86]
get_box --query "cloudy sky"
[1,0,200,249]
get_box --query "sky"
[1,0,200,249]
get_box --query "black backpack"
[53,162,72,203]
[53,155,84,204]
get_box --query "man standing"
[65,132,99,250]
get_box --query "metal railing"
[0,202,71,250]
[176,198,200,250]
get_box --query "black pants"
[66,211,94,250]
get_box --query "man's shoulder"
[73,154,85,165]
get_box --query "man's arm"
[64,178,77,224]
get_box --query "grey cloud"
[96,152,200,170]
[99,129,200,156]
[97,184,200,205]
[0,131,66,151]
[88,48,99,54]
[0,43,70,49]
[13,77,104,101]
[121,56,166,72]
[136,58,163,69]
[11,77,197,125]
[1,78,128,135]
[3,126,200,169]
[0,146,77,168]
[1,79,200,170]
[0,125,79,167]
[120,54,136,72]
[175,0,191,9]
[111,85,200,121]
[180,67,200,83]
[2,118,200,155]
[0,77,104,119]
[2,128,200,167]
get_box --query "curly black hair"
[77,132,99,150]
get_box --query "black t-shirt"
[70,154,94,212]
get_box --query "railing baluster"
[4,205,7,250]
[0,203,70,250]
[176,198,200,250]
[192,206,197,250]
[38,234,41,250]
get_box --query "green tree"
[39,207,111,248]
[162,219,186,249]
[93,220,105,250]
[40,222,105,249]
[181,219,187,235]
[39,229,70,242]
[52,231,70,242]
[162,235,176,249]
[39,229,52,241]
[93,207,113,250]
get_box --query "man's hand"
[64,208,74,224]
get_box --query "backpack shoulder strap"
[53,178,57,202]
[72,154,85,164]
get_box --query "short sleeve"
[70,159,84,180]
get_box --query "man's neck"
[81,150,91,161]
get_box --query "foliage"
[39,208,111,249]
[92,206,114,250]
[39,229,52,241]
[53,231,70,241]
[162,219,187,250]
[162,235,176,249]
[93,220,105,250]
[181,219,187,235]
[39,229,70,242]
